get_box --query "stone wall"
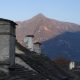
[0,18,16,67]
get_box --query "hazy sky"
[0,0,80,24]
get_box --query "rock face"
[16,13,80,61]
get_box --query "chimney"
[69,61,75,70]
[34,42,42,54]
[0,18,16,68]
[24,35,34,51]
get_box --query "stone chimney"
[0,18,16,68]
[69,61,75,70]
[34,42,42,54]
[24,35,34,51]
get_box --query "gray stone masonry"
[0,18,16,68]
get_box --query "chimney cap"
[26,35,34,37]
[34,42,42,45]
[0,18,17,25]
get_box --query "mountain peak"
[34,13,46,19]
[37,13,45,16]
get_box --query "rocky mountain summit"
[16,13,80,61]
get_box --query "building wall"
[0,24,10,63]
[0,19,16,67]
[0,35,10,62]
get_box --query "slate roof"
[0,41,79,80]
[0,64,47,80]
[0,18,17,25]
